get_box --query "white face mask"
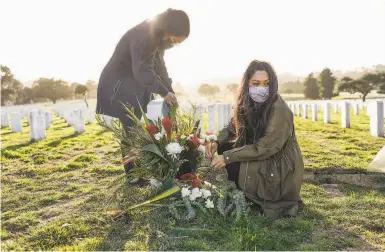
[249,86,269,103]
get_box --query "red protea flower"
[179,173,197,181]
[145,124,158,135]
[162,117,172,141]
[192,178,202,187]
[189,136,200,149]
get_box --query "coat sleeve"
[155,50,175,93]
[130,40,170,97]
[222,106,293,163]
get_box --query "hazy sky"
[1,0,384,85]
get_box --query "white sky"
[0,0,384,85]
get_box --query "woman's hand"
[163,92,178,107]
[205,142,218,159]
[123,149,138,165]
[211,155,226,169]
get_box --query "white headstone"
[30,110,46,141]
[217,103,225,131]
[366,102,373,116]
[44,111,51,129]
[11,112,22,132]
[103,115,113,127]
[88,109,95,124]
[147,100,169,122]
[223,103,230,127]
[303,104,308,119]
[341,102,350,128]
[297,104,302,117]
[73,109,86,134]
[353,103,359,115]
[293,104,297,116]
[334,103,338,113]
[370,101,384,137]
[1,112,9,128]
[195,105,205,131]
[207,104,216,134]
[323,103,331,123]
[49,112,53,123]
[312,104,318,121]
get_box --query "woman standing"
[209,60,304,219]
[96,9,190,177]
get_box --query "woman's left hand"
[211,155,226,169]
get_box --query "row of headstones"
[206,103,233,134]
[1,110,54,141]
[145,100,233,134]
[288,101,384,137]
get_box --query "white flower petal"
[205,199,214,208]
[181,187,191,198]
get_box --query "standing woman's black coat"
[96,18,176,126]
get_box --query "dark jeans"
[218,141,240,187]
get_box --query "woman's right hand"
[163,92,178,107]
[205,142,218,159]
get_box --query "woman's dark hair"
[233,60,279,146]
[151,8,190,38]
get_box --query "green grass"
[1,111,384,251]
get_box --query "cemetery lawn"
[1,113,384,251]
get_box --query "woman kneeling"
[210,60,304,219]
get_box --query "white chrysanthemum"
[199,138,206,144]
[200,189,212,198]
[198,145,206,153]
[154,133,163,141]
[205,199,214,208]
[181,135,187,139]
[181,187,191,198]
[189,187,202,201]
[165,142,184,160]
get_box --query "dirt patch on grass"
[304,170,385,189]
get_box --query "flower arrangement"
[97,101,249,221]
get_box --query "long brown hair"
[233,60,278,146]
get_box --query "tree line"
[302,68,385,101]
[1,65,97,106]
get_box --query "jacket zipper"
[111,80,122,104]
[243,162,249,191]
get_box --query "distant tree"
[283,88,293,94]
[318,68,337,99]
[198,84,220,101]
[224,83,239,100]
[85,80,98,99]
[75,84,89,107]
[16,87,35,104]
[378,72,385,94]
[338,72,385,102]
[32,78,72,104]
[226,83,238,93]
[303,73,320,99]
[1,65,23,105]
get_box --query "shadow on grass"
[95,183,382,251]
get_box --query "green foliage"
[303,73,320,99]
[2,149,23,159]
[319,68,337,99]
[198,83,220,101]
[33,78,72,104]
[339,72,385,101]
[1,65,23,105]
